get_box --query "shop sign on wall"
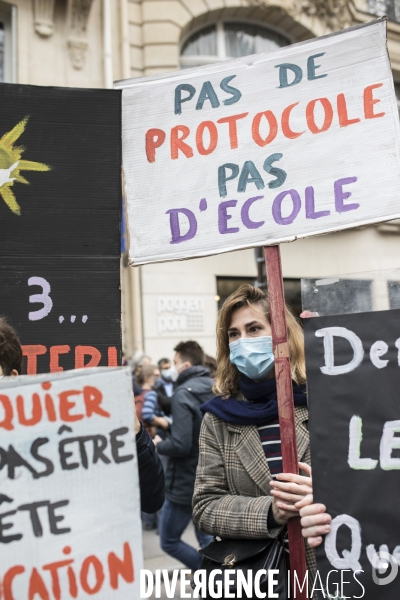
[157,296,204,335]
[119,19,400,265]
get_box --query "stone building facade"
[2,0,400,361]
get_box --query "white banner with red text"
[0,367,142,599]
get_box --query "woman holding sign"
[192,284,316,598]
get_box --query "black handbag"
[191,536,288,599]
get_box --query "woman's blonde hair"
[136,363,156,386]
[214,284,306,398]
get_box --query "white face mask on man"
[169,361,191,382]
[167,365,178,382]
[161,368,172,381]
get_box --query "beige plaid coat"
[192,405,317,592]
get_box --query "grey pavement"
[142,520,199,599]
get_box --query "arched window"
[181,21,290,68]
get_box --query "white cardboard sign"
[118,19,400,265]
[0,367,142,599]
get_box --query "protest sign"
[0,366,142,599]
[118,18,400,265]
[304,309,400,599]
[0,84,122,373]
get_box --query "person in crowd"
[192,284,316,588]
[153,341,214,570]
[134,363,169,530]
[134,410,165,515]
[132,354,152,396]
[154,357,174,416]
[204,354,217,379]
[137,363,171,436]
[0,317,165,516]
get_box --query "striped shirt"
[257,419,282,477]
[259,421,289,552]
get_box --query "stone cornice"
[67,0,95,69]
[33,0,55,37]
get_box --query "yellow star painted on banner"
[0,116,50,215]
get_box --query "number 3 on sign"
[28,276,53,321]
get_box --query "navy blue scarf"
[200,376,307,426]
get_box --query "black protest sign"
[0,84,121,373]
[304,309,400,599]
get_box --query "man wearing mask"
[154,341,214,571]
[154,357,175,416]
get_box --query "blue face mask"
[229,336,275,381]
[161,368,172,381]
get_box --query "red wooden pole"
[264,245,307,598]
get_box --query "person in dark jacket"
[154,340,214,570]
[154,357,174,416]
[135,414,165,513]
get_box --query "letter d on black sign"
[315,326,364,375]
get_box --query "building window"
[283,278,302,317]
[394,82,400,118]
[0,3,16,83]
[302,278,372,317]
[388,281,400,309]
[216,276,255,311]
[181,21,290,68]
[368,0,400,23]
[216,276,302,316]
